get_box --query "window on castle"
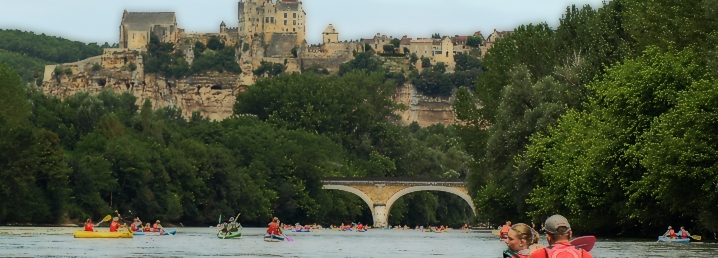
[293,28,295,32]
[293,13,296,18]
[284,13,287,18]
[266,17,269,23]
[293,20,296,25]
[284,20,287,25]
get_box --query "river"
[0,227,716,257]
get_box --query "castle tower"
[220,21,227,33]
[323,24,338,44]
[238,0,306,45]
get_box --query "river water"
[0,227,716,257]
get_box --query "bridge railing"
[321,177,465,187]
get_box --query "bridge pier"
[322,178,476,228]
[373,203,388,228]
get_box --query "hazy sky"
[1,0,605,44]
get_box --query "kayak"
[217,231,242,239]
[264,234,285,242]
[357,229,367,232]
[74,231,133,238]
[134,230,176,236]
[292,229,311,232]
[658,236,690,243]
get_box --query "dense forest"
[0,29,109,83]
[454,0,718,236]
[0,59,473,227]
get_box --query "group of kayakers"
[502,214,593,258]
[662,226,691,239]
[283,223,323,231]
[82,217,164,233]
[218,217,242,234]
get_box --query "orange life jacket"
[267,222,280,235]
[543,242,591,258]
[669,229,676,238]
[84,223,94,232]
[109,222,119,232]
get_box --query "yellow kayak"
[73,231,134,238]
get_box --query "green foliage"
[0,63,31,128]
[431,33,441,39]
[338,52,387,76]
[91,63,101,72]
[0,50,50,82]
[0,29,104,64]
[421,57,431,68]
[382,44,395,53]
[145,35,240,78]
[194,41,207,57]
[206,36,224,51]
[253,61,284,77]
[523,48,708,233]
[410,53,418,64]
[242,42,250,52]
[291,46,299,58]
[466,35,483,47]
[390,38,401,48]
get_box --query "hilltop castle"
[40,0,511,124]
[238,0,306,46]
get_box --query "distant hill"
[0,50,49,83]
[0,29,115,83]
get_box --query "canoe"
[291,229,311,232]
[217,231,242,239]
[264,234,285,242]
[658,236,690,243]
[357,229,367,232]
[74,231,133,238]
[134,230,176,236]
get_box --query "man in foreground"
[529,215,592,258]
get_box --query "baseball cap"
[544,214,571,234]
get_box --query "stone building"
[238,0,306,46]
[119,11,178,50]
[322,24,338,43]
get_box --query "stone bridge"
[321,178,475,227]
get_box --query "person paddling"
[500,221,512,239]
[677,226,691,239]
[228,217,241,232]
[84,219,97,232]
[503,223,541,258]
[109,217,120,232]
[267,217,281,236]
[357,223,364,231]
[131,218,142,232]
[153,220,164,233]
[529,215,592,258]
[144,223,151,232]
[662,226,677,239]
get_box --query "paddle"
[96,215,112,226]
[690,235,702,241]
[570,236,597,252]
[284,234,293,242]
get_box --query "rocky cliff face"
[41,68,243,121]
[394,84,456,127]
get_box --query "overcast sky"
[1,0,606,45]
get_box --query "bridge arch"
[321,178,474,227]
[385,186,476,217]
[322,185,375,214]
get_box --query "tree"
[466,35,483,47]
[431,33,441,39]
[390,38,401,48]
[291,46,298,58]
[339,52,386,76]
[410,53,418,64]
[194,41,206,56]
[207,37,224,51]
[383,44,395,53]
[421,57,431,68]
